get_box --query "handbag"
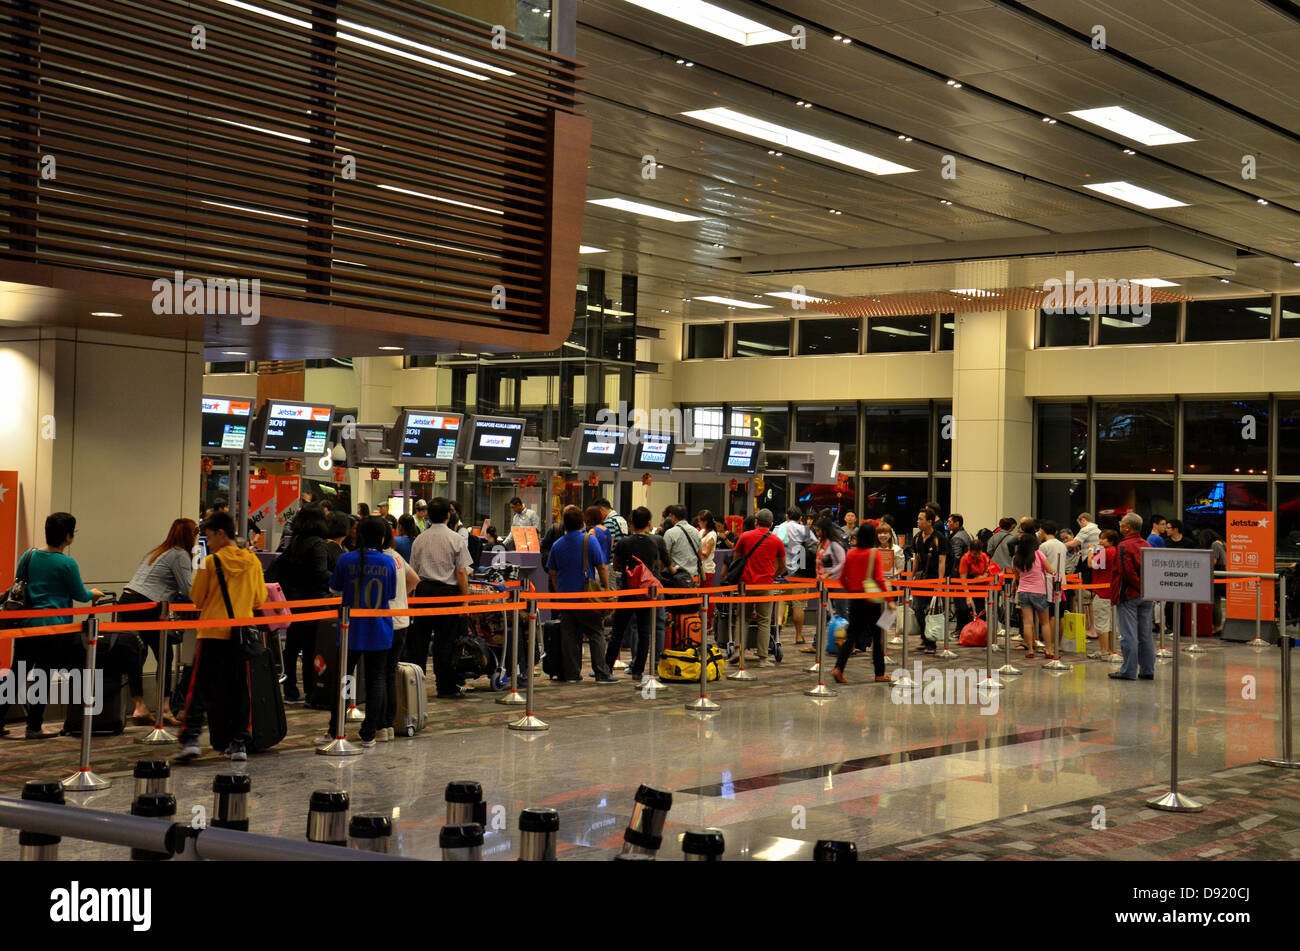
[0,549,34,625]
[723,530,773,586]
[214,556,266,658]
[924,596,946,643]
[582,530,613,617]
[958,614,988,646]
[1061,610,1087,651]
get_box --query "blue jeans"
[1116,597,1154,678]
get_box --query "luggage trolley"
[465,566,521,692]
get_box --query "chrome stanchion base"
[508,714,549,732]
[1156,647,1173,659]
[1184,644,1207,654]
[316,737,364,756]
[1260,757,1300,769]
[137,726,176,745]
[805,659,820,673]
[888,634,903,647]
[638,676,668,694]
[980,674,1004,690]
[892,668,914,687]
[61,768,112,791]
[936,649,958,660]
[1146,791,1204,812]
[997,663,1022,676]
[1248,638,1269,649]
[346,705,364,722]
[726,667,757,681]
[496,689,527,706]
[1042,658,1072,671]
[613,659,628,670]
[804,683,837,698]
[685,696,720,712]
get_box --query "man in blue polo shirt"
[547,505,617,684]
[1146,515,1168,548]
[328,517,396,746]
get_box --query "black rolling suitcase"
[61,673,129,736]
[541,620,563,679]
[308,618,337,708]
[206,644,287,753]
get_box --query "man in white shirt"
[1037,519,1069,609]
[776,506,811,644]
[509,496,539,529]
[661,504,703,581]
[407,498,472,699]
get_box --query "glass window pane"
[756,475,787,518]
[1282,296,1300,339]
[864,404,928,472]
[797,318,859,355]
[1038,311,1090,347]
[938,314,954,351]
[1096,402,1174,473]
[934,478,950,523]
[795,405,858,471]
[1182,399,1269,474]
[1096,303,1178,345]
[684,484,725,522]
[1037,401,1089,474]
[1036,479,1088,530]
[732,322,789,357]
[1280,400,1300,476]
[1182,481,1269,541]
[794,481,854,520]
[1278,483,1300,559]
[731,405,788,451]
[1185,298,1272,342]
[867,314,931,353]
[687,324,725,359]
[689,407,724,441]
[861,478,928,530]
[1094,480,1174,534]
[936,402,951,472]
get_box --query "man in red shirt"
[735,509,786,667]
[1109,512,1153,681]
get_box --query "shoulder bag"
[723,530,772,586]
[214,556,267,658]
[0,549,34,625]
[582,530,613,616]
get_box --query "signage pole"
[1261,572,1299,769]
[1147,607,1203,812]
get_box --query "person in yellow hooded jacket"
[176,512,267,763]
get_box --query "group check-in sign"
[1141,548,1215,604]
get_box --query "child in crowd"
[1088,530,1120,661]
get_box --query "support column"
[951,309,1034,531]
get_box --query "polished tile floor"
[2,639,1295,860]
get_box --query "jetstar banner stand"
[1224,510,1275,642]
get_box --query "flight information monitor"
[396,411,462,462]
[462,415,525,466]
[259,400,334,458]
[626,430,675,472]
[570,425,625,470]
[717,436,762,475]
[201,395,253,453]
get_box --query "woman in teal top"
[1,512,103,738]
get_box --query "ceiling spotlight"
[378,346,404,351]
[685,61,695,67]
[1257,198,1269,205]
[794,100,813,108]
[1122,148,1136,155]
[833,34,842,40]
[767,149,783,156]
[1220,278,1231,283]
[656,163,664,169]
[939,199,953,205]
[827,208,842,214]
[946,79,962,88]
[1294,261,1300,267]
[661,308,670,313]
[90,311,122,317]
[222,350,247,356]
[712,243,725,248]
[1041,116,1056,123]
[676,58,685,64]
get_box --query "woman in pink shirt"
[1012,529,1056,660]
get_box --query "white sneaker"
[613,659,627,670]
[1086,650,1102,660]
[758,660,776,668]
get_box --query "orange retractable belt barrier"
[0,601,160,620]
[100,610,339,632]
[351,602,525,619]
[0,621,84,641]
[522,588,650,600]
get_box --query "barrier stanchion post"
[317,605,362,756]
[894,583,914,687]
[18,782,65,861]
[62,614,112,791]
[727,582,755,681]
[1186,597,1206,654]
[509,598,548,732]
[686,592,719,713]
[999,578,1021,677]
[806,581,835,698]
[1261,572,1299,768]
[981,587,1002,690]
[139,601,176,745]
[937,590,957,660]
[641,586,667,695]
[1156,599,1172,659]
[1249,579,1268,649]
[497,588,526,706]
[1148,608,1203,812]
[346,652,365,721]
[806,582,824,674]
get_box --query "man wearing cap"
[413,499,430,532]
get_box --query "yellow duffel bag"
[657,645,727,683]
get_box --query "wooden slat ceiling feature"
[0,0,588,354]
[574,0,1300,319]
[821,286,1190,318]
